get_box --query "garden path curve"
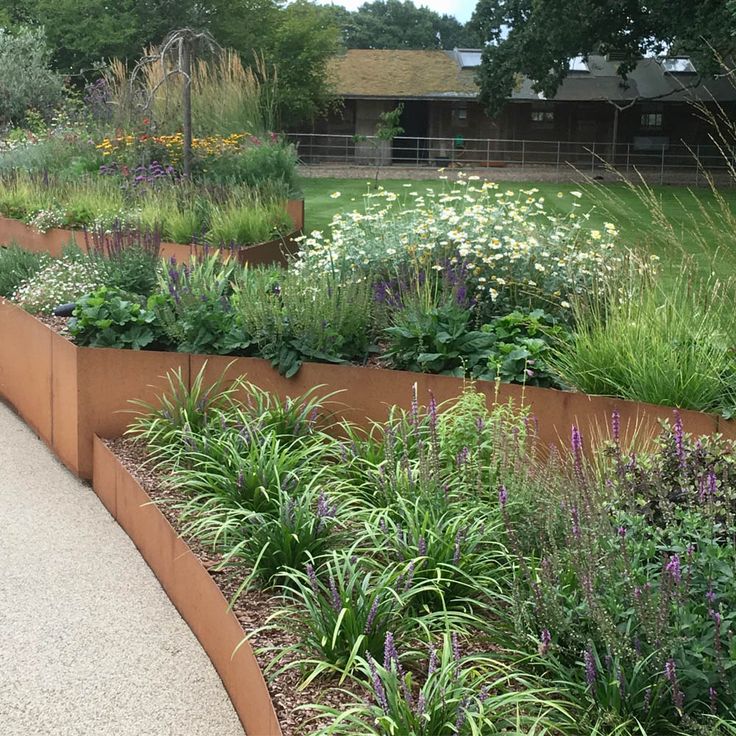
[0,402,244,736]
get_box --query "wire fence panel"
[286,133,734,186]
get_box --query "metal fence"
[287,133,735,185]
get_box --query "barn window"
[531,110,554,123]
[641,112,663,129]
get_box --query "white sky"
[316,0,477,23]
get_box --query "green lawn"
[301,176,736,279]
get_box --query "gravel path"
[0,402,245,736]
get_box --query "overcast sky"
[316,0,477,22]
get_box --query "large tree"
[0,0,339,125]
[323,0,479,50]
[471,0,736,115]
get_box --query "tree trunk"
[182,40,193,179]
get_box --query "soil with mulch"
[106,436,369,736]
[36,313,72,339]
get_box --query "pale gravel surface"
[0,402,245,736]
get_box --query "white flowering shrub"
[294,177,626,318]
[13,256,105,314]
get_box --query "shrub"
[0,27,64,124]
[12,254,105,314]
[0,245,50,298]
[69,287,166,350]
[85,225,161,297]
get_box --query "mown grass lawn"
[301,176,736,279]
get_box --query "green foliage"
[0,26,64,124]
[383,299,495,376]
[0,244,50,298]
[278,551,403,676]
[69,286,165,349]
[551,270,736,416]
[482,308,569,388]
[237,267,375,377]
[198,142,299,195]
[311,634,575,735]
[155,254,253,355]
[12,253,105,314]
[472,0,736,116]
[333,0,480,50]
[207,198,291,247]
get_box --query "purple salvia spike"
[364,595,380,634]
[611,408,620,445]
[498,485,508,508]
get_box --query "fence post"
[486,138,490,166]
[345,135,349,165]
[695,144,700,187]
[416,138,420,166]
[521,140,526,169]
[556,141,561,181]
[660,145,665,185]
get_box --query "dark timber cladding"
[307,48,736,157]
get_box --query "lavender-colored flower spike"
[418,537,427,557]
[666,554,681,584]
[305,563,319,595]
[673,410,685,468]
[364,595,380,634]
[366,653,389,714]
[328,575,341,612]
[383,631,399,670]
[584,646,597,686]
[498,485,508,508]
[571,425,584,482]
[427,645,438,676]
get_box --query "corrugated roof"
[329,50,736,103]
[328,49,477,99]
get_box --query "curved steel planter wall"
[2,298,734,483]
[0,198,304,266]
[92,437,282,736]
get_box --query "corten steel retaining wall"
[0,198,305,265]
[92,438,282,736]
[2,298,735,482]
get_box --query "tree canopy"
[0,0,340,126]
[471,0,736,115]
[323,0,479,50]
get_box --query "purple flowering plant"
[277,549,403,678]
[307,632,576,735]
[504,419,736,730]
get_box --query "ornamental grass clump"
[0,244,49,298]
[551,265,736,417]
[276,550,404,680]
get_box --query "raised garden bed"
[0,197,304,266]
[1,297,732,480]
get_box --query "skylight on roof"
[569,56,589,72]
[456,50,482,68]
[662,57,696,74]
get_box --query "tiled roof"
[329,49,736,103]
[328,49,477,99]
